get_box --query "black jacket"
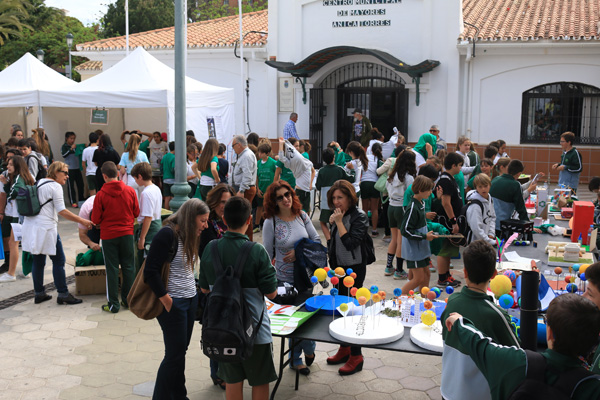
[328,206,369,268]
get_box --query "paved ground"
[0,187,592,399]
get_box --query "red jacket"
[92,180,139,240]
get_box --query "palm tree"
[0,0,31,45]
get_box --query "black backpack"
[438,197,484,247]
[508,350,598,400]
[201,240,262,363]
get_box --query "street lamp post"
[36,49,45,62]
[66,32,74,79]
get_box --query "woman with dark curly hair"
[326,179,369,376]
[262,180,320,375]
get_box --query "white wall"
[463,46,600,145]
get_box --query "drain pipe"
[463,22,479,139]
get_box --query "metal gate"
[309,88,324,166]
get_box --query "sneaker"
[57,293,83,305]
[0,273,16,282]
[393,271,408,280]
[371,230,379,237]
[101,304,118,313]
[384,267,394,276]
[437,275,461,287]
[120,300,129,309]
[382,235,391,243]
[253,226,260,233]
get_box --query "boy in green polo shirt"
[255,143,277,231]
[199,197,277,400]
[441,240,520,400]
[161,142,175,209]
[445,293,600,400]
[552,131,583,192]
[489,159,529,236]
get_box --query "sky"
[45,0,111,26]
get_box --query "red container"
[571,201,594,245]
[561,208,573,218]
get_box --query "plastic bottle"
[588,224,594,247]
[578,233,583,246]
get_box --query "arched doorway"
[310,62,408,163]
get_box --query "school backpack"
[201,240,262,363]
[25,153,47,181]
[437,198,484,247]
[16,180,53,217]
[508,350,598,400]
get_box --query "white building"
[76,0,600,182]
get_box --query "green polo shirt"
[489,173,528,221]
[403,185,435,211]
[559,147,583,173]
[257,157,277,193]
[161,152,175,180]
[276,160,296,188]
[199,231,276,295]
[449,317,600,400]
[333,147,352,167]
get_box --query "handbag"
[127,259,170,320]
[375,158,395,204]
[127,227,178,320]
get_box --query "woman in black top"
[326,180,369,376]
[92,135,120,191]
[144,198,210,400]
[198,183,236,390]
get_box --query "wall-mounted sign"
[90,109,109,125]
[279,77,295,113]
[323,0,400,28]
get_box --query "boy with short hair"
[62,131,84,208]
[217,143,229,184]
[92,161,139,313]
[445,294,600,400]
[465,174,496,246]
[18,138,45,181]
[582,262,600,373]
[489,159,529,235]
[255,143,277,231]
[589,177,600,229]
[552,131,583,192]
[316,147,355,240]
[441,240,520,400]
[161,141,175,209]
[131,162,162,270]
[82,132,99,196]
[199,197,277,400]
[434,152,464,287]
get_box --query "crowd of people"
[0,119,598,400]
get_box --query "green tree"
[0,0,31,45]
[190,0,267,22]
[0,1,99,79]
[101,0,176,37]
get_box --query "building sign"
[324,0,400,27]
[279,77,295,113]
[90,109,109,125]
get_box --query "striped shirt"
[283,119,299,140]
[166,240,197,299]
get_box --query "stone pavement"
[0,187,591,399]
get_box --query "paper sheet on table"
[270,310,319,335]
[265,299,297,316]
[503,251,540,264]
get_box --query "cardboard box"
[571,201,595,245]
[75,265,107,296]
[561,208,573,218]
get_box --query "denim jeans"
[153,294,198,400]
[289,338,316,367]
[32,234,67,296]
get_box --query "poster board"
[278,77,294,113]
[90,109,109,125]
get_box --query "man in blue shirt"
[283,112,299,140]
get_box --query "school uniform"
[558,147,583,191]
[400,197,430,268]
[489,173,528,232]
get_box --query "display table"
[270,314,441,399]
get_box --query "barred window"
[521,82,600,145]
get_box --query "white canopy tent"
[40,47,235,143]
[0,52,77,107]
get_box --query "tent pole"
[239,0,245,134]
[23,107,29,138]
[169,0,190,211]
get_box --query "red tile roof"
[77,9,268,51]
[74,60,102,71]
[461,0,600,42]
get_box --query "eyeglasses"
[429,130,439,133]
[60,170,69,175]
[232,142,240,148]
[276,191,292,202]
